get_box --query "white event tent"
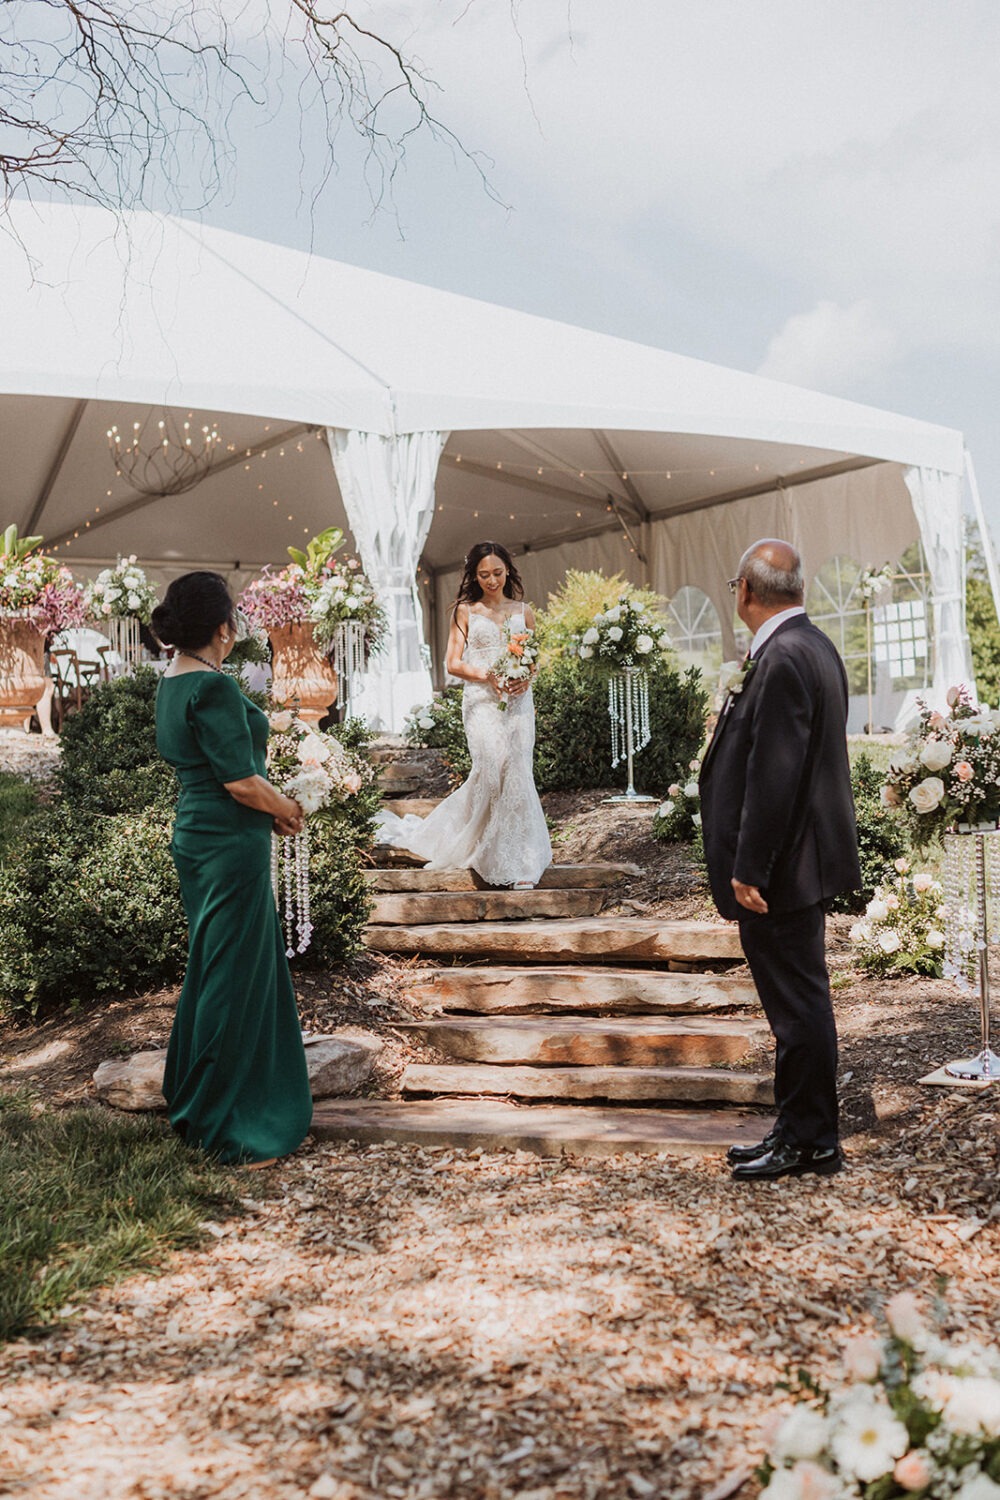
[0,201,990,729]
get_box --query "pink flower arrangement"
[237,567,311,632]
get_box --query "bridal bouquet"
[576,595,671,670]
[84,556,158,623]
[490,621,538,710]
[881,686,1000,846]
[757,1295,1000,1499]
[267,707,366,955]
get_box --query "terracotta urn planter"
[268,622,339,723]
[0,615,47,727]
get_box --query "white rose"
[578,645,594,659]
[657,801,674,818]
[955,1476,1000,1500]
[925,929,945,950]
[658,632,671,650]
[126,592,142,611]
[105,587,121,603]
[268,710,294,732]
[635,634,654,654]
[605,605,622,622]
[912,873,934,892]
[607,626,623,642]
[842,1335,882,1382]
[581,628,599,645]
[886,1291,926,1345]
[773,1407,829,1463]
[942,1377,1000,1437]
[908,776,945,814]
[878,930,902,954]
[866,898,889,922]
[919,739,952,772]
[417,716,435,730]
[128,554,137,565]
[849,923,871,944]
[683,781,699,799]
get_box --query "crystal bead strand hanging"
[283,838,297,958]
[294,829,313,954]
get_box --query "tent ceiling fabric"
[0,201,974,723]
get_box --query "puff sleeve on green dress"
[156,671,312,1164]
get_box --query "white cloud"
[756,300,899,395]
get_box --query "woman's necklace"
[178,649,224,673]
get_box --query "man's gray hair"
[738,542,804,605]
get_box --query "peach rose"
[894,1451,932,1491]
[955,761,974,782]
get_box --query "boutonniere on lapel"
[715,655,757,713]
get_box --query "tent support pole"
[25,399,88,536]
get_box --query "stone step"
[365,863,641,893]
[369,889,605,925]
[365,917,744,965]
[381,797,441,817]
[395,1015,769,1067]
[408,966,759,1015]
[377,763,426,794]
[310,1098,773,1158]
[401,1063,774,1106]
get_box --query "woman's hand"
[275,797,305,837]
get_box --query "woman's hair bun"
[152,572,233,651]
[150,601,179,645]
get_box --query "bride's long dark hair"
[452,541,525,629]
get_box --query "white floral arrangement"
[848,859,945,978]
[651,757,703,844]
[881,687,1000,846]
[758,1294,1000,1499]
[84,555,158,623]
[858,562,895,603]
[577,594,671,670]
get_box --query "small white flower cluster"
[857,561,895,602]
[848,859,944,977]
[652,757,703,843]
[577,595,671,668]
[85,555,157,623]
[882,686,1000,841]
[760,1294,1000,1500]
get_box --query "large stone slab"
[365,864,641,893]
[401,1062,774,1105]
[365,916,745,964]
[92,1032,383,1110]
[396,1014,769,1067]
[310,1098,774,1158]
[370,889,604,925]
[380,797,441,817]
[408,965,759,1015]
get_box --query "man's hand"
[731,878,768,914]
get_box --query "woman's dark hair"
[453,541,524,626]
[151,571,235,651]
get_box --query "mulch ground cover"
[1,742,998,1498]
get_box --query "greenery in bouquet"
[651,758,703,845]
[757,1293,1000,1499]
[237,527,387,656]
[881,687,1000,848]
[84,555,158,623]
[0,524,86,633]
[576,592,672,671]
[848,859,945,978]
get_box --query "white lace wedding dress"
[377,611,552,886]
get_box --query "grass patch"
[0,772,39,862]
[0,1089,242,1341]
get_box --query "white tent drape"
[903,466,974,705]
[328,427,448,731]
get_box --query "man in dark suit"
[699,539,860,1180]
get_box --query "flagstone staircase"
[309,741,773,1157]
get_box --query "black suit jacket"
[698,614,861,921]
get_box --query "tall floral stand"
[941,827,1000,1081]
[605,666,654,803]
[106,615,143,675]
[0,616,47,728]
[269,623,339,723]
[330,621,366,719]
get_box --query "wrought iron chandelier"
[107,412,222,497]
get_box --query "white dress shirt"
[750,605,806,658]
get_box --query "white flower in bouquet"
[658,632,671,650]
[955,1476,1000,1500]
[683,781,699,799]
[828,1390,909,1483]
[635,633,654,654]
[849,922,871,944]
[657,801,674,817]
[579,644,594,659]
[942,1377,1000,1437]
[878,930,902,954]
[760,1462,839,1500]
[285,765,333,815]
[605,604,622,622]
[269,710,295,732]
[772,1408,830,1463]
[105,586,121,603]
[418,715,435,730]
[582,627,599,645]
[127,591,142,611]
[842,1335,882,1382]
[885,1291,926,1345]
[912,872,934,892]
[607,625,623,641]
[866,896,889,921]
[296,728,332,766]
[908,776,945,813]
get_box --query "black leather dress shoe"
[731,1140,843,1181]
[726,1127,781,1164]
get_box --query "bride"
[378,541,551,888]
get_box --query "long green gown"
[156,670,312,1164]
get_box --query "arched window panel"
[666,586,723,680]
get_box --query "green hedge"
[0,676,376,1017]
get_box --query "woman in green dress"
[152,572,312,1166]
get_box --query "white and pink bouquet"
[576,594,671,670]
[238,528,386,655]
[266,707,369,955]
[757,1295,1000,1499]
[881,686,1000,846]
[84,556,158,623]
[0,526,86,634]
[490,621,538,710]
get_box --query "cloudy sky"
[187,1,1000,534]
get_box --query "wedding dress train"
[377,612,552,886]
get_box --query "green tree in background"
[967,535,1000,707]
